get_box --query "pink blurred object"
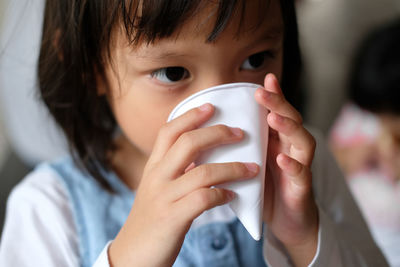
[329,103,380,147]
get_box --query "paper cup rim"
[167,82,262,122]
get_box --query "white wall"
[0,0,67,167]
[0,0,10,169]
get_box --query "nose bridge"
[196,68,238,91]
[191,45,240,91]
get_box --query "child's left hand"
[255,74,319,267]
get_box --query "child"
[0,0,387,266]
[329,19,400,266]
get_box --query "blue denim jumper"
[40,157,267,267]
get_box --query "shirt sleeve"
[0,167,111,267]
[0,169,80,266]
[262,129,389,267]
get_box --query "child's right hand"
[108,103,259,267]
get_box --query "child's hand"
[255,74,319,267]
[109,103,259,267]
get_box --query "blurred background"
[0,0,399,263]
[0,0,68,235]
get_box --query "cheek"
[111,93,170,155]
[126,113,163,154]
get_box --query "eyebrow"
[251,27,283,42]
[139,52,189,60]
[240,27,283,50]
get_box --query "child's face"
[106,0,283,157]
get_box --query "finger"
[176,188,236,222]
[255,89,303,124]
[168,162,259,200]
[149,103,214,165]
[264,73,283,95]
[267,112,315,166]
[159,124,244,179]
[255,74,302,124]
[276,153,312,194]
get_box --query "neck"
[110,135,148,191]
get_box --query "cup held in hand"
[167,82,269,240]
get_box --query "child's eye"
[240,51,272,70]
[150,67,190,83]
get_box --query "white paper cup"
[167,82,269,240]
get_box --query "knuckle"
[287,119,300,133]
[158,123,171,139]
[296,112,303,124]
[178,132,196,149]
[298,167,313,189]
[203,165,214,179]
[305,133,316,150]
[293,161,303,175]
[195,190,212,209]
[274,94,285,107]
[196,165,213,181]
[233,162,247,175]
[214,124,231,137]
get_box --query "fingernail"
[184,162,196,173]
[199,103,212,112]
[230,127,243,137]
[245,162,259,174]
[267,73,277,84]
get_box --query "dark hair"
[38,0,302,189]
[349,18,400,115]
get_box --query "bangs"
[118,0,270,44]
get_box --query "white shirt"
[0,132,388,266]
